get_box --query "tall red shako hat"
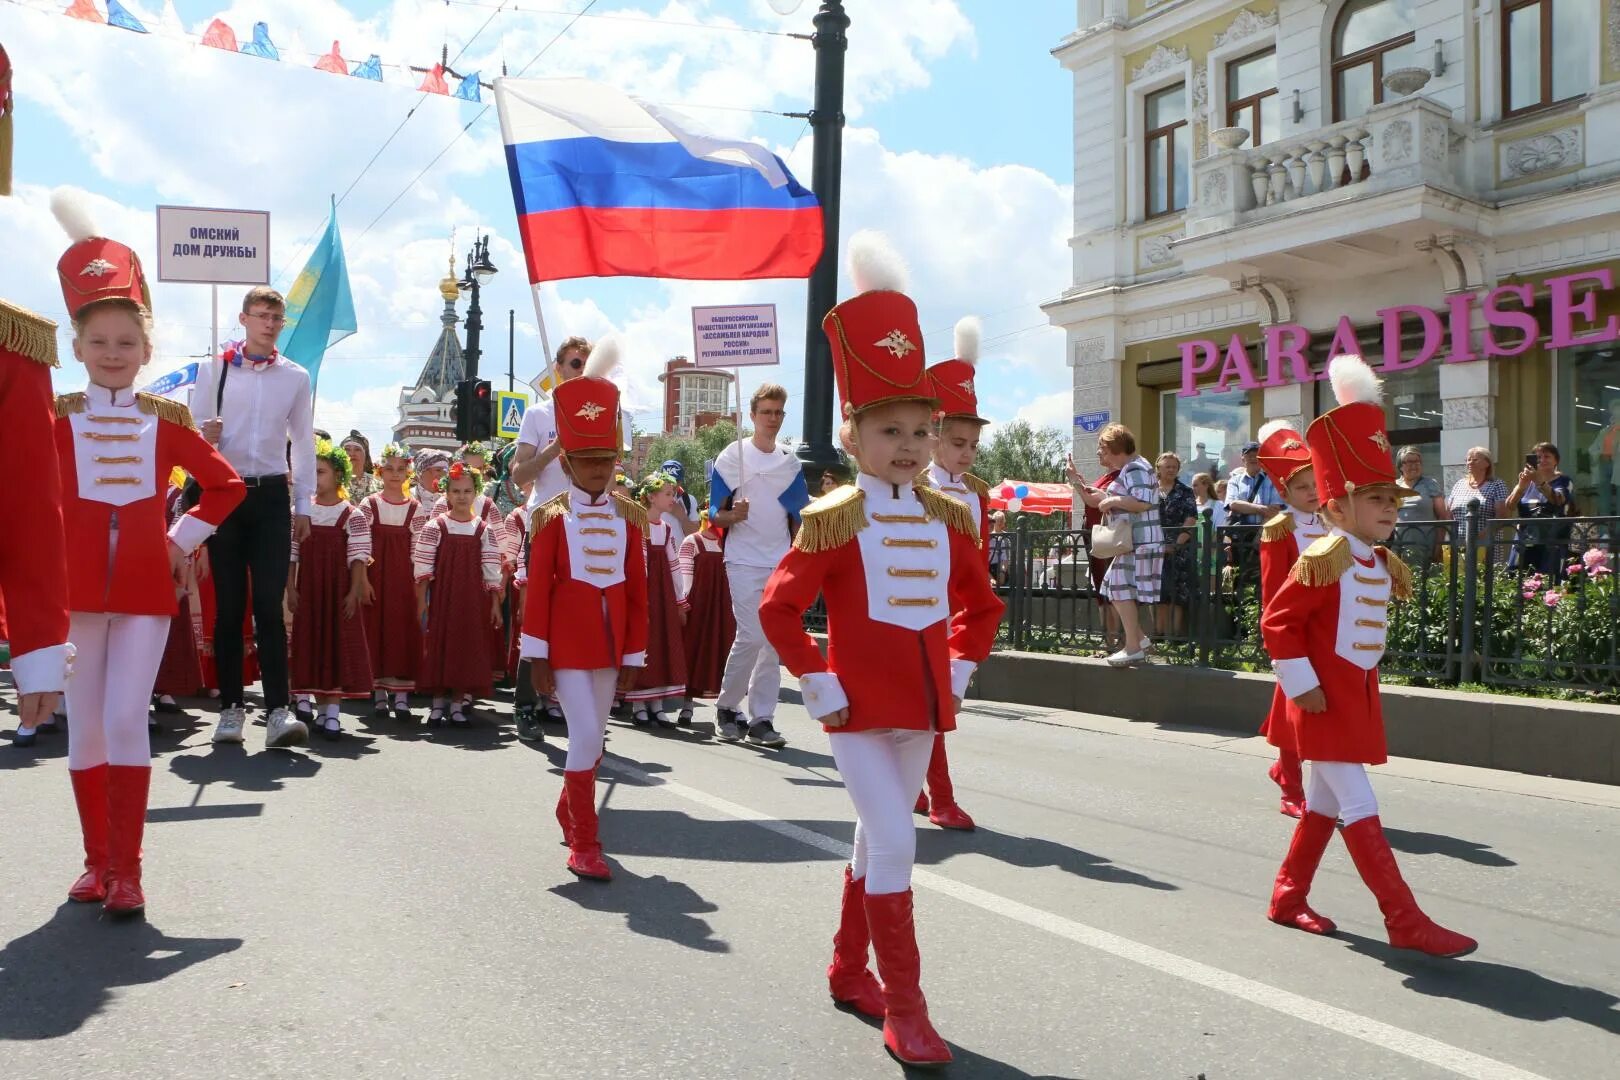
[553,334,623,456]
[927,316,987,425]
[822,231,935,418]
[53,189,151,320]
[1256,418,1313,492]
[1305,354,1404,503]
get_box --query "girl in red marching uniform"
[415,463,504,727]
[361,443,424,722]
[50,195,245,916]
[1263,355,1476,958]
[626,471,689,728]
[521,336,648,881]
[288,439,375,741]
[759,234,1003,1067]
[676,511,733,726]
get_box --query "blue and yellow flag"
[278,198,356,390]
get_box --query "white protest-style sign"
[691,304,780,368]
[156,205,271,285]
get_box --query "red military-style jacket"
[54,385,244,616]
[1262,529,1412,765]
[520,485,649,671]
[760,473,1004,735]
[1258,505,1329,739]
[926,462,992,567]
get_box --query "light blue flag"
[241,22,279,60]
[277,199,356,390]
[352,55,383,81]
[106,1,148,32]
[454,71,481,102]
[141,361,199,399]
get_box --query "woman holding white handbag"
[1081,424,1161,667]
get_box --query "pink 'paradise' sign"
[1178,269,1620,397]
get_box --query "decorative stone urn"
[1382,67,1432,97]
[1209,126,1251,151]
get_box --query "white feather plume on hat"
[847,230,908,294]
[1328,353,1382,407]
[51,187,100,242]
[1256,419,1296,445]
[953,316,981,365]
[584,334,619,380]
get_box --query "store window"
[1161,385,1254,484]
[1226,49,1279,149]
[1503,0,1597,116]
[1145,83,1189,218]
[1331,0,1417,122]
[1310,329,1443,478]
[1555,344,1620,516]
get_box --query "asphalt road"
[1,681,1616,1080]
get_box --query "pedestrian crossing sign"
[496,390,529,440]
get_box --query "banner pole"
[530,284,553,384]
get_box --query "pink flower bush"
[1543,590,1563,608]
[1583,548,1610,572]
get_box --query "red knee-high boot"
[1267,811,1338,935]
[922,734,974,831]
[68,764,111,903]
[864,889,951,1067]
[1340,816,1476,957]
[104,765,151,916]
[827,865,885,1018]
[563,769,611,881]
[1269,749,1306,818]
[555,785,573,848]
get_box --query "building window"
[1555,344,1620,515]
[1502,0,1597,117]
[1331,0,1417,122]
[1145,83,1189,218]
[1160,385,1253,484]
[1225,49,1279,149]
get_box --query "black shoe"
[40,714,63,735]
[295,703,316,726]
[12,730,37,748]
[653,712,678,730]
[715,708,744,742]
[630,707,653,728]
[393,704,415,723]
[747,719,787,748]
[610,699,633,721]
[448,710,471,729]
[515,705,543,743]
[372,698,390,719]
[153,697,182,715]
[320,719,342,741]
[148,717,161,734]
[544,703,565,723]
[677,708,694,727]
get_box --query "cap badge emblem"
[81,258,117,277]
[574,402,606,421]
[874,330,917,359]
[1369,431,1391,453]
[1281,439,1304,451]
[958,379,975,395]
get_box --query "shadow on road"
[167,744,323,793]
[915,826,1179,891]
[0,903,242,1041]
[550,868,730,954]
[1382,827,1516,867]
[1338,931,1620,1036]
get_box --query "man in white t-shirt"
[510,335,591,510]
[708,384,810,747]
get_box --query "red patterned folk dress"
[361,493,424,690]
[414,515,503,697]
[627,519,689,703]
[289,501,374,698]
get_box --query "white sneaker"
[1105,647,1146,668]
[212,707,247,744]
[1139,638,1155,655]
[265,707,309,749]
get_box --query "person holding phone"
[1504,442,1576,577]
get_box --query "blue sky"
[0,0,1076,449]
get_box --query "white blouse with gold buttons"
[926,462,982,537]
[854,473,949,631]
[565,485,627,588]
[1335,531,1390,670]
[70,384,157,506]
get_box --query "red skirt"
[629,541,689,701]
[152,595,204,697]
[682,548,734,698]
[289,519,374,697]
[198,572,260,690]
[419,531,494,697]
[365,516,421,688]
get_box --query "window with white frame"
[1145,83,1189,218]
[1502,0,1598,116]
[1331,0,1417,121]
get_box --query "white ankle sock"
[394,693,409,708]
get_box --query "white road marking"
[602,756,1555,1080]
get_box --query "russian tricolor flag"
[495,78,824,283]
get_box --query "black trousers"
[207,483,292,711]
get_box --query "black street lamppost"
[793,1,849,479]
[458,233,498,380]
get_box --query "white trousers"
[1305,761,1380,826]
[829,728,935,895]
[64,612,168,770]
[716,563,781,721]
[555,667,618,771]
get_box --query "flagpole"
[530,284,553,382]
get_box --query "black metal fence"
[987,505,1620,695]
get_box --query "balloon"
[1014,484,1030,499]
[1006,498,1024,513]
[1000,483,1016,498]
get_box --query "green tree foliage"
[975,420,1067,487]
[641,419,746,504]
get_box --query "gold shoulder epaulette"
[1291,533,1351,587]
[136,393,196,430]
[916,485,978,539]
[612,491,649,532]
[962,472,991,499]
[1378,546,1414,601]
[794,484,867,553]
[1260,511,1297,543]
[0,299,59,368]
[55,392,87,419]
[530,492,570,537]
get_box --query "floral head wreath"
[439,460,486,495]
[315,437,354,501]
[635,470,675,502]
[459,441,491,461]
[379,442,415,480]
[614,471,632,490]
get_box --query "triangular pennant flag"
[157,0,183,36]
[314,41,346,75]
[453,71,481,102]
[417,63,448,95]
[105,0,147,32]
[64,0,106,24]
[200,18,237,51]
[240,21,278,60]
[351,54,382,81]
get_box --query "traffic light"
[454,378,494,443]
